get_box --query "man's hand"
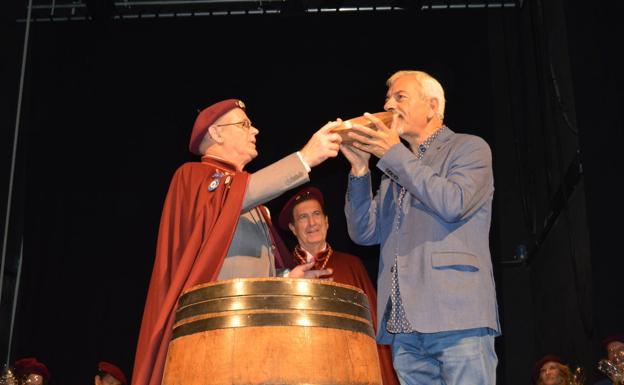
[299,120,343,168]
[288,261,333,280]
[348,112,401,159]
[340,143,370,177]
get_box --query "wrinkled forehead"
[541,361,559,370]
[387,75,422,96]
[293,198,324,214]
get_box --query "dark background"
[1,1,623,384]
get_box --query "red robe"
[295,250,401,385]
[132,157,250,385]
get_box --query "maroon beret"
[531,354,563,384]
[189,98,246,155]
[13,357,50,381]
[602,334,624,349]
[98,361,127,385]
[278,186,325,231]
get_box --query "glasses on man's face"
[215,120,252,131]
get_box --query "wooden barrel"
[161,277,382,385]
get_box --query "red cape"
[132,157,248,385]
[258,206,296,270]
[300,250,400,385]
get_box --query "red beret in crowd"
[189,98,246,155]
[13,357,50,382]
[278,186,325,231]
[602,333,624,348]
[98,361,127,385]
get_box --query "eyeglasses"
[215,120,252,131]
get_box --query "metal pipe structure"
[1,0,33,367]
[17,0,523,22]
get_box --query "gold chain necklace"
[293,243,333,270]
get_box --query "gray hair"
[387,70,446,120]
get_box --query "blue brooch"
[208,179,220,192]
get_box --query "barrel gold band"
[179,278,370,308]
[178,278,370,310]
[171,312,376,340]
[175,295,372,324]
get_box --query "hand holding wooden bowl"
[332,111,394,144]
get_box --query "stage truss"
[18,0,523,22]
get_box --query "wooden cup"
[332,111,394,144]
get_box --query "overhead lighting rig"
[18,0,523,22]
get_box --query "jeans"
[391,328,497,385]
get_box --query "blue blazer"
[345,127,500,343]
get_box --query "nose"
[384,99,395,112]
[306,215,320,227]
[250,125,259,135]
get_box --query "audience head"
[602,334,624,363]
[13,357,50,385]
[531,355,572,385]
[95,361,127,385]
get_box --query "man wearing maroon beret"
[530,354,571,385]
[595,334,624,385]
[13,357,50,385]
[95,361,127,385]
[278,185,400,385]
[132,99,343,385]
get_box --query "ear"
[208,125,223,144]
[288,222,296,235]
[428,98,439,120]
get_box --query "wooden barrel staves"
[161,277,382,385]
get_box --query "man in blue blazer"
[341,70,500,385]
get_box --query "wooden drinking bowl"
[332,111,394,144]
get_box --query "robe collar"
[201,154,238,172]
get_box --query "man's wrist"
[350,166,369,177]
[296,151,311,172]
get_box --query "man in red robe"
[278,186,401,385]
[132,99,342,385]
